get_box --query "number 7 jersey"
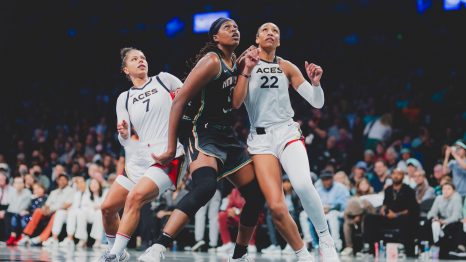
[244,58,294,129]
[116,72,184,158]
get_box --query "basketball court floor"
[0,246,460,261]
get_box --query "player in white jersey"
[96,47,185,262]
[233,23,340,261]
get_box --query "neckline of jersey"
[260,57,278,64]
[220,58,236,72]
[130,77,153,90]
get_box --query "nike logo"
[224,70,228,73]
[222,108,231,114]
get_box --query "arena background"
[0,0,465,261]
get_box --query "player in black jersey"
[140,18,265,262]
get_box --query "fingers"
[151,153,158,161]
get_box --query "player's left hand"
[305,61,323,86]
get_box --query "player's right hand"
[117,120,129,139]
[243,47,260,73]
[152,150,175,166]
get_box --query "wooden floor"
[0,246,460,262]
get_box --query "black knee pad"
[239,179,265,227]
[176,167,218,218]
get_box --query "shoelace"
[104,254,117,262]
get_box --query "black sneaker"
[449,248,466,258]
[356,243,372,256]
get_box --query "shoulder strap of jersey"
[156,75,171,93]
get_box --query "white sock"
[295,245,311,257]
[110,233,130,256]
[105,233,116,249]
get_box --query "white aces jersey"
[116,72,184,164]
[244,58,294,128]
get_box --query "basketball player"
[140,18,276,262]
[232,22,340,261]
[95,48,186,262]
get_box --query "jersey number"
[260,76,279,88]
[143,99,150,112]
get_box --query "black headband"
[208,17,233,41]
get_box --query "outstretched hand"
[305,61,323,86]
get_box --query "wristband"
[239,72,250,78]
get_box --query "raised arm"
[232,47,259,109]
[281,59,325,109]
[152,53,221,165]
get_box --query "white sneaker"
[138,244,166,262]
[282,244,294,255]
[319,235,340,262]
[340,247,353,256]
[297,254,315,262]
[94,249,110,262]
[42,238,59,247]
[95,252,118,262]
[217,242,235,253]
[17,236,31,246]
[247,245,257,254]
[118,250,130,262]
[59,238,75,248]
[76,240,87,249]
[228,254,252,262]
[261,244,281,255]
[31,236,42,245]
[191,240,205,251]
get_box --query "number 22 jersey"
[244,58,294,129]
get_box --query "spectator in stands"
[427,182,464,255]
[0,172,11,241]
[0,171,10,210]
[17,173,73,246]
[362,168,419,256]
[349,161,367,194]
[59,177,105,248]
[24,172,37,192]
[363,149,375,174]
[217,188,258,254]
[369,160,392,193]
[363,113,392,151]
[385,147,398,173]
[4,176,32,245]
[334,171,351,191]
[341,179,376,256]
[405,158,423,189]
[443,140,466,197]
[20,183,47,232]
[313,170,350,251]
[30,165,50,192]
[430,164,446,195]
[396,148,412,174]
[413,170,435,204]
[0,163,11,178]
